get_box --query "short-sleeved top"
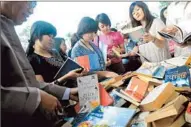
[71,40,106,71]
[138,18,171,62]
[28,50,64,82]
[94,31,124,64]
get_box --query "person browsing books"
[162,2,191,57]
[26,21,85,88]
[94,13,125,74]
[1,2,78,127]
[128,1,171,62]
[71,17,118,79]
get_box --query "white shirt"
[139,18,171,63]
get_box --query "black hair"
[160,7,167,25]
[54,37,65,52]
[129,1,155,32]
[26,21,57,57]
[95,13,111,27]
[111,28,118,32]
[77,17,98,38]
[70,33,79,48]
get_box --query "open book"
[158,25,191,44]
[121,26,146,45]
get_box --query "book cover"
[185,55,191,68]
[109,89,126,107]
[98,41,108,63]
[123,76,149,102]
[158,25,191,44]
[99,84,114,106]
[75,54,101,72]
[74,106,136,127]
[165,65,191,88]
[152,65,166,79]
[54,57,83,79]
[130,112,151,127]
[121,26,145,45]
[77,74,100,111]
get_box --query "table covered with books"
[61,55,191,127]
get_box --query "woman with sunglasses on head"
[129,1,171,62]
[95,13,126,74]
[71,17,118,79]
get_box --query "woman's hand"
[66,68,83,79]
[161,25,178,35]
[106,58,111,67]
[143,33,155,43]
[104,71,119,78]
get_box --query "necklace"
[80,39,94,51]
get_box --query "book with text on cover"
[158,25,191,44]
[74,106,136,127]
[165,65,191,88]
[54,57,83,79]
[77,74,100,111]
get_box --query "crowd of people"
[1,1,191,127]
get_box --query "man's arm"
[1,86,40,115]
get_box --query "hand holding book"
[142,32,155,43]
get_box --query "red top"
[94,31,124,64]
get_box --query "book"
[165,65,191,88]
[74,106,136,127]
[135,62,166,79]
[151,108,185,127]
[140,82,175,111]
[109,89,126,107]
[185,55,191,68]
[121,26,146,45]
[54,57,83,79]
[74,53,101,72]
[99,42,108,64]
[77,74,100,111]
[113,88,140,106]
[130,112,151,127]
[74,84,113,113]
[136,75,162,87]
[145,95,187,123]
[185,102,191,123]
[158,25,191,44]
[122,76,149,102]
[99,84,114,106]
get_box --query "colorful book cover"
[152,65,166,79]
[99,84,114,106]
[124,76,149,102]
[165,65,191,88]
[75,54,101,72]
[77,74,100,111]
[73,106,136,127]
[109,89,126,107]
